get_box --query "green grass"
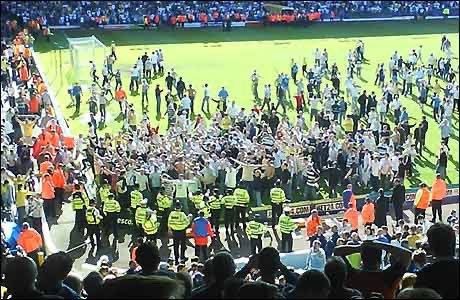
[34,20,459,188]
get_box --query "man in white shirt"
[90,61,99,83]
[181,95,192,117]
[262,84,271,110]
[202,83,210,114]
[130,65,140,93]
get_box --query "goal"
[67,35,107,85]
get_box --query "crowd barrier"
[251,184,459,223]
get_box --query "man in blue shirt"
[72,82,82,115]
[400,107,409,124]
[218,87,229,111]
[291,62,298,82]
[431,92,441,122]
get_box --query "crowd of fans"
[1,2,460,300]
[0,1,459,28]
[2,224,459,299]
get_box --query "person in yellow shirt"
[16,183,31,225]
[220,113,232,131]
[16,116,38,146]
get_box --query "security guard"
[246,214,267,255]
[86,200,103,250]
[135,199,149,237]
[270,180,287,229]
[233,185,250,231]
[71,183,89,231]
[207,189,222,234]
[130,184,143,211]
[190,191,204,215]
[99,180,111,206]
[156,187,173,236]
[102,193,121,240]
[278,207,297,253]
[143,210,160,243]
[196,198,211,219]
[222,189,237,235]
[168,201,190,265]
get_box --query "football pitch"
[33,20,459,188]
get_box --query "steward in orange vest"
[414,182,431,221]
[361,198,375,226]
[430,174,447,223]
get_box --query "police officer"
[143,210,160,243]
[168,201,190,265]
[102,193,121,241]
[278,207,297,253]
[71,183,88,232]
[270,180,287,229]
[222,189,237,235]
[156,187,173,236]
[130,184,143,211]
[207,189,222,234]
[246,214,267,255]
[86,200,103,251]
[233,185,250,231]
[135,199,148,237]
[190,191,204,216]
[99,180,111,206]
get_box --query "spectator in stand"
[414,223,459,299]
[3,256,60,299]
[334,240,412,298]
[324,256,363,299]
[288,269,330,299]
[37,251,79,299]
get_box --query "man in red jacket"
[191,210,214,262]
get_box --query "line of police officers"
[69,179,299,260]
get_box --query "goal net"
[67,35,107,85]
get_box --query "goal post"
[67,35,107,85]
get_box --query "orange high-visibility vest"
[213,11,219,19]
[431,179,447,201]
[41,175,55,199]
[305,216,321,237]
[344,208,359,230]
[154,15,160,24]
[415,188,431,209]
[170,15,177,25]
[63,136,75,149]
[361,203,375,224]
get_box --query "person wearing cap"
[192,210,214,262]
[207,188,222,234]
[135,199,149,237]
[361,198,375,227]
[41,171,56,222]
[143,210,160,243]
[70,183,89,231]
[245,214,267,255]
[414,182,431,222]
[103,193,121,241]
[156,186,173,236]
[86,200,103,250]
[278,206,297,253]
[168,201,190,265]
[190,190,205,215]
[270,180,287,230]
[222,188,237,235]
[99,180,111,206]
[130,183,143,210]
[233,185,250,231]
[16,222,43,266]
[305,209,321,238]
[430,173,447,223]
